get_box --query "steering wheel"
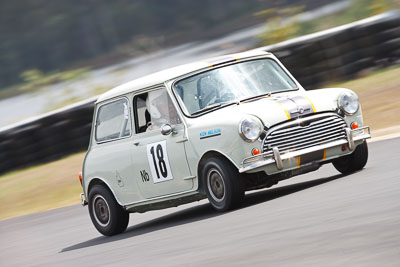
[219,92,236,102]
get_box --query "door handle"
[176,137,188,143]
[133,141,140,146]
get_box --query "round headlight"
[239,116,263,142]
[338,91,359,115]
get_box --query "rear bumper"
[239,126,370,173]
[80,193,88,206]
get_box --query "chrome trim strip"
[239,127,370,173]
[124,189,199,208]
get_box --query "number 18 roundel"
[146,140,173,183]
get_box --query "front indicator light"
[351,122,359,130]
[252,148,260,156]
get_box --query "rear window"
[95,98,131,142]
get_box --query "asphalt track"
[1,138,399,266]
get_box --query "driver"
[146,90,179,131]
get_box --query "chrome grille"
[262,114,347,155]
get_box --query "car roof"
[96,50,271,103]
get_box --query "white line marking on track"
[369,125,400,143]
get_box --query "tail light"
[78,171,83,187]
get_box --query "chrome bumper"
[80,193,88,206]
[239,126,370,173]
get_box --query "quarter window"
[95,98,131,142]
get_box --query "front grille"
[262,114,347,155]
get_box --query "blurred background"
[0,0,400,220]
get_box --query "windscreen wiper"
[191,101,238,116]
[240,92,272,103]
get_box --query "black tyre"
[88,185,129,236]
[333,141,368,174]
[203,157,244,212]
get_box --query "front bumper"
[239,126,370,173]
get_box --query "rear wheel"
[203,157,244,212]
[333,141,368,174]
[88,185,129,236]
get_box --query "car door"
[131,87,194,199]
[87,97,139,205]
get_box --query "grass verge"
[328,65,400,135]
[0,153,85,221]
[0,65,399,221]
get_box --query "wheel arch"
[87,177,124,207]
[197,150,239,194]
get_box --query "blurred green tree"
[255,0,396,46]
[255,6,304,45]
[0,0,344,91]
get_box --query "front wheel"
[88,185,129,236]
[203,157,244,212]
[333,141,368,174]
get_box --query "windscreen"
[173,58,298,116]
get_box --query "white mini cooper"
[80,50,370,236]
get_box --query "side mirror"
[161,124,173,135]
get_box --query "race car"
[80,50,370,236]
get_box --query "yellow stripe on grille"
[304,96,317,113]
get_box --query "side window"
[95,98,131,142]
[134,89,181,134]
